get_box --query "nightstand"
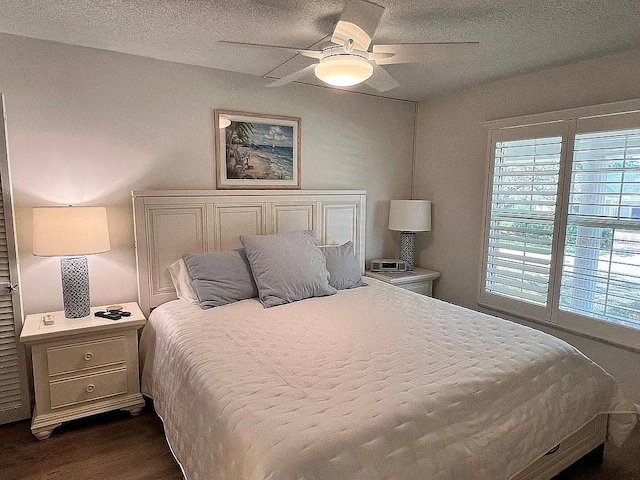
[365,267,440,296]
[20,302,146,440]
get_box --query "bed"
[133,190,638,480]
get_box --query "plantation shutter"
[479,123,567,320]
[558,112,640,332]
[0,95,30,425]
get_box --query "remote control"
[95,311,123,320]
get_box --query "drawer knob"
[86,384,96,393]
[84,352,94,361]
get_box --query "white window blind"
[485,136,562,306]
[481,103,640,349]
[559,127,640,329]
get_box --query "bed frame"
[132,189,367,316]
[131,189,606,480]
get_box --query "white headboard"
[132,190,367,315]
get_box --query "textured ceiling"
[1,0,639,102]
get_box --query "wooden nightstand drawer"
[49,368,128,409]
[402,282,431,296]
[47,337,126,376]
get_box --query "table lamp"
[32,206,111,318]
[388,200,431,271]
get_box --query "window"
[480,103,640,349]
[559,127,640,330]
[485,134,561,307]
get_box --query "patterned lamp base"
[400,232,416,271]
[60,256,91,318]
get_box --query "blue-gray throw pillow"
[183,249,258,309]
[240,230,337,308]
[320,241,366,290]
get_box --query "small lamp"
[32,206,111,318]
[388,200,431,271]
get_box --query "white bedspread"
[140,279,637,480]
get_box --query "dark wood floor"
[0,404,183,480]
[0,404,638,480]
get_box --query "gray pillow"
[182,249,258,309]
[320,241,366,290]
[240,230,337,308]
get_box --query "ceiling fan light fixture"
[314,53,373,87]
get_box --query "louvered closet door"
[0,94,30,424]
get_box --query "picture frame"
[214,110,301,189]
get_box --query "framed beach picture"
[214,110,301,189]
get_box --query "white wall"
[413,47,640,402]
[0,33,415,315]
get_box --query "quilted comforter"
[140,278,637,480]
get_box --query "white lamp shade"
[388,200,432,232]
[33,206,111,256]
[314,55,374,87]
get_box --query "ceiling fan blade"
[372,42,480,65]
[331,0,385,51]
[298,50,323,59]
[265,64,316,87]
[366,51,395,62]
[365,64,400,92]
[219,40,299,52]
[219,41,321,57]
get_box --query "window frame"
[480,98,640,350]
[478,121,570,321]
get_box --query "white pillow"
[168,259,199,304]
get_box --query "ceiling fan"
[220,0,478,92]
